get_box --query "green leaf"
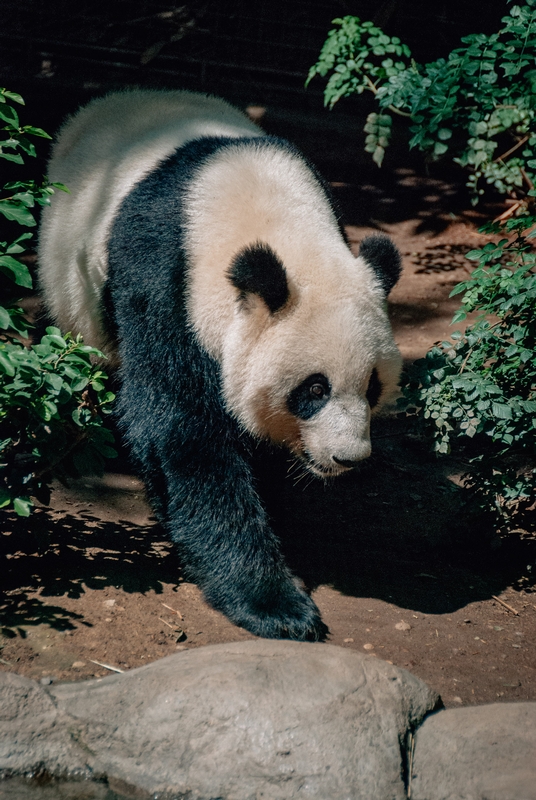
[0,151,24,164]
[0,351,15,376]
[22,126,52,139]
[0,255,33,288]
[6,231,33,253]
[0,202,36,227]
[1,90,24,105]
[13,497,32,517]
[0,104,19,126]
[0,306,11,329]
[491,402,513,420]
[372,145,385,167]
[465,250,483,261]
[71,376,89,392]
[434,141,448,156]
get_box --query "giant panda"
[38,89,402,641]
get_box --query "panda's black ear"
[228,242,289,314]
[359,234,402,295]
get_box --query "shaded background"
[0,1,508,137]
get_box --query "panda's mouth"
[299,452,351,479]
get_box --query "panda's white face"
[182,141,402,476]
[220,282,401,478]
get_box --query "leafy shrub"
[309,6,536,531]
[307,3,536,203]
[0,88,116,516]
[400,215,536,530]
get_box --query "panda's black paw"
[214,582,329,642]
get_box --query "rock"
[0,671,89,778]
[411,703,536,800]
[0,640,440,799]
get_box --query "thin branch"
[363,73,412,117]
[520,167,534,191]
[494,135,529,164]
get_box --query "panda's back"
[38,90,261,353]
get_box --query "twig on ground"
[89,659,125,674]
[492,595,519,615]
[161,602,184,620]
[158,616,178,630]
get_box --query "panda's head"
[221,234,402,478]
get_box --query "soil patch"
[1,171,534,709]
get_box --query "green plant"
[307,3,536,203]
[0,88,116,516]
[400,214,536,530]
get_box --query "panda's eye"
[287,373,331,420]
[310,383,326,399]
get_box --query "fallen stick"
[158,616,179,630]
[161,602,184,620]
[89,659,124,674]
[492,595,519,615]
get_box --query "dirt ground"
[1,167,535,710]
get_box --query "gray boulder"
[1,640,439,799]
[410,703,536,800]
[0,670,89,779]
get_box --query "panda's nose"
[332,456,361,469]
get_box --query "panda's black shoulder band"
[359,234,402,295]
[228,242,289,314]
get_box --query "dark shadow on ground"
[0,508,180,633]
[271,415,536,615]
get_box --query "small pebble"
[343,637,354,643]
[363,643,374,651]
[103,599,116,607]
[395,621,411,631]
[40,676,54,685]
[72,661,85,668]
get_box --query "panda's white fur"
[38,89,402,639]
[39,90,261,355]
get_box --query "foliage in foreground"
[307,3,536,206]
[0,88,116,516]
[400,215,536,530]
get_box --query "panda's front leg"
[158,447,327,641]
[113,324,325,639]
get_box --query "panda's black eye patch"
[366,368,383,409]
[287,373,331,420]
